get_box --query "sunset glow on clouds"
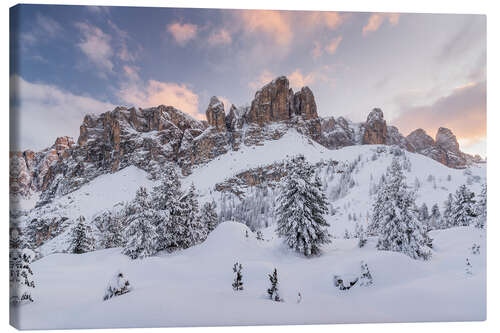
[11,6,486,156]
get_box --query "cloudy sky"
[10,5,486,156]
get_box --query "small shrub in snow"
[245,230,249,238]
[232,262,244,291]
[447,175,452,181]
[267,268,282,302]
[343,229,351,239]
[103,272,131,301]
[471,243,480,255]
[10,248,35,305]
[333,274,358,291]
[256,230,264,241]
[297,292,302,303]
[355,223,367,248]
[465,258,473,275]
[359,261,373,287]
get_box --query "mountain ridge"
[10,75,482,202]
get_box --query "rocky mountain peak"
[205,96,226,132]
[362,108,387,144]
[407,128,435,150]
[435,127,459,153]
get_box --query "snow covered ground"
[11,222,486,329]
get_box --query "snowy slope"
[11,222,486,329]
[23,129,486,257]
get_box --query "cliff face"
[10,75,480,203]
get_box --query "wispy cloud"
[208,28,232,46]
[10,75,114,151]
[393,81,486,144]
[75,22,114,74]
[362,13,400,36]
[117,80,201,119]
[36,13,63,38]
[325,36,343,55]
[239,10,293,46]
[167,22,198,46]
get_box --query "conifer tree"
[418,203,429,222]
[443,193,454,228]
[152,167,183,251]
[122,187,159,259]
[451,184,477,227]
[370,158,432,260]
[175,184,207,249]
[69,216,93,254]
[465,258,473,275]
[232,262,243,291]
[275,156,332,256]
[359,261,373,286]
[475,184,486,229]
[267,268,282,302]
[10,247,35,305]
[429,203,441,230]
[355,223,367,248]
[200,201,218,233]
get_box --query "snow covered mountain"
[9,75,486,256]
[10,76,482,204]
[10,76,487,328]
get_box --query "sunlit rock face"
[9,75,479,204]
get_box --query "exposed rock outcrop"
[362,108,387,145]
[9,75,481,206]
[205,96,226,132]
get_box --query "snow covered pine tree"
[475,184,487,229]
[103,271,131,301]
[267,268,282,302]
[122,187,159,259]
[451,184,477,227]
[275,155,332,256]
[69,216,93,254]
[370,157,432,260]
[232,262,244,291]
[200,201,218,233]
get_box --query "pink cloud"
[75,22,114,73]
[239,10,292,46]
[167,22,198,46]
[288,70,316,90]
[325,36,343,55]
[362,13,400,36]
[208,29,232,45]
[312,41,323,59]
[118,80,201,119]
[123,65,140,81]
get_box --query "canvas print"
[9,4,486,330]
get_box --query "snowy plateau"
[10,130,486,329]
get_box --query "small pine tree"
[103,271,131,301]
[343,229,351,239]
[122,187,159,259]
[267,268,282,302]
[418,203,429,222]
[465,258,472,275]
[443,193,454,228]
[69,216,93,254]
[471,243,480,255]
[451,184,477,227]
[232,262,244,291]
[355,223,367,248]
[256,230,264,241]
[10,247,35,305]
[475,184,486,229]
[200,201,218,233]
[429,203,441,230]
[275,156,332,257]
[359,261,373,286]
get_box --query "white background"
[1,0,497,332]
